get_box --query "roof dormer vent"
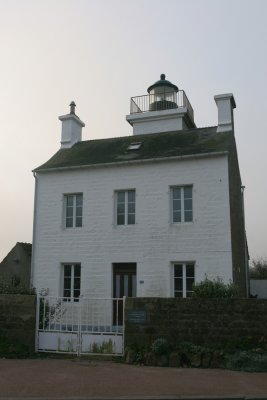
[127,142,142,151]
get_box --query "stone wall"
[0,294,36,351]
[125,297,267,348]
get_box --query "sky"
[0,0,266,262]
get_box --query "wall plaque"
[127,309,147,324]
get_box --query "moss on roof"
[35,127,234,171]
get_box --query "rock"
[190,353,202,367]
[202,352,212,368]
[169,352,181,367]
[210,350,223,368]
[144,352,156,366]
[156,354,168,367]
[125,349,136,364]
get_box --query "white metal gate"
[36,296,125,355]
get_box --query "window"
[64,194,83,228]
[171,186,193,223]
[174,263,195,298]
[116,190,136,225]
[63,264,81,301]
[127,142,142,151]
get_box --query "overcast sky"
[0,0,266,262]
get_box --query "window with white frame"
[63,263,81,301]
[64,193,83,228]
[171,186,193,223]
[116,190,136,225]
[173,263,195,298]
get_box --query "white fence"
[36,296,125,355]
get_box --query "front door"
[113,263,136,325]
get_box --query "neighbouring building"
[0,242,32,287]
[31,74,249,305]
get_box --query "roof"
[18,242,32,256]
[34,126,234,172]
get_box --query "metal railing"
[37,296,125,355]
[130,91,194,123]
[38,296,124,333]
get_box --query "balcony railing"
[130,90,194,123]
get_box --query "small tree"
[249,258,267,279]
[192,277,238,298]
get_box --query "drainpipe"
[241,185,250,297]
[31,171,38,289]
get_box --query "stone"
[169,352,181,367]
[125,349,136,364]
[190,353,202,367]
[156,354,168,367]
[202,352,212,368]
[144,352,156,366]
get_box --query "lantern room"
[147,73,178,111]
[126,74,196,135]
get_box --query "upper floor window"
[174,262,195,298]
[63,263,81,301]
[171,186,193,223]
[64,193,83,228]
[116,190,136,225]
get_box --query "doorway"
[113,263,136,325]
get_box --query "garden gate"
[36,296,125,356]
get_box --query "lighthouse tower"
[126,74,196,135]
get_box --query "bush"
[225,349,267,372]
[249,258,267,279]
[0,278,35,295]
[151,338,170,356]
[0,336,30,358]
[192,277,238,298]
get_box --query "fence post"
[35,295,40,352]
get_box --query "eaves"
[33,151,229,174]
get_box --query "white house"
[31,74,249,308]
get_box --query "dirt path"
[0,359,267,399]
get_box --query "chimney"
[59,101,85,148]
[214,94,236,133]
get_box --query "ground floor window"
[63,263,81,301]
[173,262,195,298]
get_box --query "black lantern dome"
[147,73,178,93]
[147,74,178,112]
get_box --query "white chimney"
[214,94,236,133]
[59,101,85,148]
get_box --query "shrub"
[0,278,35,295]
[249,258,267,279]
[151,338,170,356]
[225,349,267,372]
[192,277,238,298]
[0,336,30,358]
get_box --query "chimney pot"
[69,101,76,114]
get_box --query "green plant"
[0,336,30,358]
[0,277,35,295]
[90,339,114,354]
[192,277,238,298]
[151,338,170,356]
[225,349,267,372]
[249,258,267,279]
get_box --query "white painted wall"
[32,155,233,298]
[250,279,267,298]
[126,108,188,135]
